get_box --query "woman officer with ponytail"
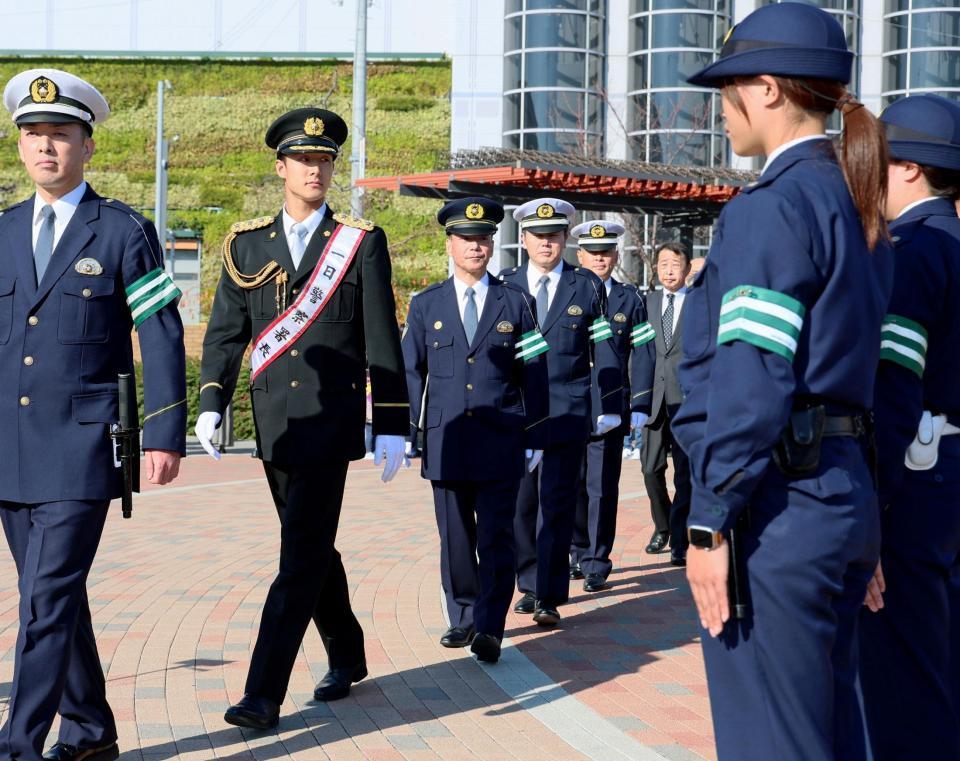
[670,4,893,760]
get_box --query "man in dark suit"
[0,68,186,761]
[569,220,655,592]
[499,198,623,627]
[642,241,692,566]
[196,108,410,728]
[402,198,548,663]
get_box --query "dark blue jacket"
[673,139,895,532]
[499,261,623,445]
[0,186,186,503]
[403,275,549,482]
[873,196,960,505]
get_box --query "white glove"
[631,412,649,430]
[595,414,622,436]
[194,411,222,461]
[375,434,409,483]
[525,449,543,472]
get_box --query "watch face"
[689,527,717,549]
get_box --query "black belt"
[822,414,866,438]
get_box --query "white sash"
[250,224,365,380]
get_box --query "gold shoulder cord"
[221,216,290,313]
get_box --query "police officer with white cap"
[499,199,622,626]
[0,68,187,761]
[568,220,654,592]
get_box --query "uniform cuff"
[689,483,738,533]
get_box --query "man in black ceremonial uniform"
[195,108,410,729]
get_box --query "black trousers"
[245,460,364,704]
[0,500,115,761]
[432,478,520,639]
[571,429,624,579]
[515,439,584,606]
[643,413,691,552]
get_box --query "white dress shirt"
[603,277,613,297]
[452,272,489,327]
[526,259,564,310]
[761,134,829,175]
[660,287,685,334]
[32,181,87,252]
[282,203,327,269]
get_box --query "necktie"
[662,292,675,349]
[535,275,550,324]
[463,286,478,344]
[34,204,55,284]
[289,222,309,269]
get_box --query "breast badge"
[567,305,583,316]
[496,320,514,333]
[613,312,627,323]
[74,258,103,276]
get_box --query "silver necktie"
[34,204,56,284]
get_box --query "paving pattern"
[0,452,715,760]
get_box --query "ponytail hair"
[775,78,889,251]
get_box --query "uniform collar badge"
[75,257,103,275]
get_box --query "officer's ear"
[82,134,95,164]
[275,156,287,180]
[444,235,454,258]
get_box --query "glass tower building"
[883,0,960,106]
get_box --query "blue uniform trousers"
[515,440,584,606]
[432,479,520,639]
[701,439,878,761]
[571,430,624,579]
[245,460,364,704]
[0,500,115,761]
[859,436,960,761]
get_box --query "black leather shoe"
[514,592,536,614]
[313,663,368,701]
[670,551,687,567]
[569,562,584,580]
[533,604,560,627]
[583,574,609,593]
[224,694,280,730]
[645,531,669,554]
[471,633,502,663]
[440,626,475,648]
[43,742,119,761]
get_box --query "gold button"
[19,396,29,406]
[617,329,623,335]
[352,382,357,389]
[433,341,439,348]
[290,380,300,389]
[23,356,33,366]
[82,288,92,298]
[466,383,473,391]
[292,288,299,295]
[28,316,38,326]
[571,323,578,329]
[466,410,473,417]
[467,357,475,364]
[290,349,299,357]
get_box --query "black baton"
[728,512,751,620]
[113,372,141,519]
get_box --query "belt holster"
[773,405,825,477]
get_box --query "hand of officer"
[375,434,409,483]
[863,560,886,613]
[194,411,222,461]
[525,449,543,472]
[631,412,648,430]
[687,542,730,638]
[144,449,182,485]
[595,414,622,436]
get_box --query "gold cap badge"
[567,305,583,316]
[496,320,514,333]
[304,117,325,136]
[30,76,57,104]
[536,203,555,219]
[590,224,606,238]
[466,203,484,220]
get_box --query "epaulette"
[0,199,26,217]
[415,281,446,297]
[231,215,274,234]
[100,197,138,214]
[333,211,374,231]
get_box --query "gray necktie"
[34,204,55,284]
[663,292,675,349]
[535,275,550,324]
[464,286,478,344]
[290,222,309,269]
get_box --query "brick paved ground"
[0,453,715,760]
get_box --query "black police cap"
[265,108,348,157]
[437,197,505,236]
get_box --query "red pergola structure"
[357,148,757,228]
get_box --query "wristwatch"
[688,525,725,550]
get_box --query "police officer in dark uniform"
[402,197,548,663]
[0,68,186,761]
[671,5,894,759]
[568,220,654,592]
[858,94,960,761]
[500,198,623,627]
[195,108,409,728]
